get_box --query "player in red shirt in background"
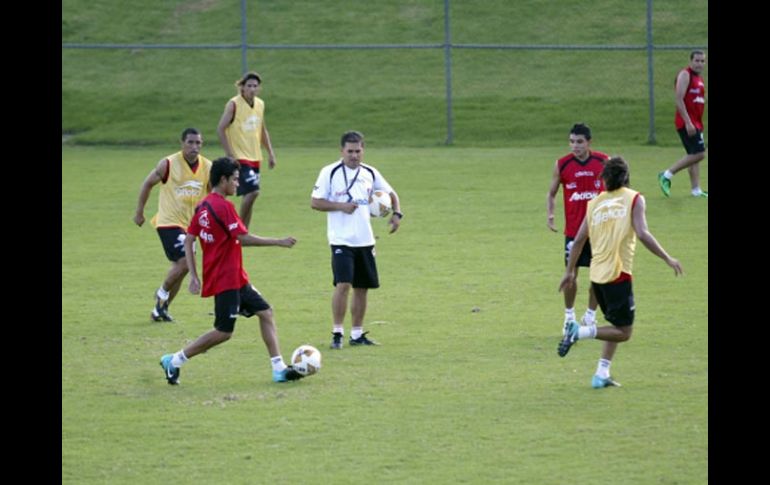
[658,50,708,198]
[160,158,302,385]
[547,123,608,335]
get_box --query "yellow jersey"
[225,95,265,161]
[152,151,212,229]
[587,187,639,284]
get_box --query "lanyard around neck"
[340,163,361,202]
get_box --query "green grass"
[62,144,707,484]
[62,0,707,147]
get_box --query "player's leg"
[330,246,354,348]
[349,246,380,346]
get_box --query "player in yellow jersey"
[557,157,683,388]
[134,128,212,322]
[217,71,277,229]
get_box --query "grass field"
[62,144,707,484]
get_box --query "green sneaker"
[657,172,671,197]
[693,191,708,198]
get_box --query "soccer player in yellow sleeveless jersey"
[558,157,683,388]
[217,71,277,229]
[134,128,212,322]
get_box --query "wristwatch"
[393,211,404,219]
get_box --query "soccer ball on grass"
[291,345,322,376]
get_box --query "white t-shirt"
[312,160,394,247]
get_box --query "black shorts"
[565,236,592,268]
[213,284,270,332]
[236,162,260,196]
[157,227,189,262]
[331,245,380,289]
[591,279,635,327]
[677,128,706,155]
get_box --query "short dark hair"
[210,157,240,187]
[602,156,630,191]
[570,123,592,140]
[180,127,201,141]
[236,71,262,87]
[340,130,364,147]
[690,50,705,60]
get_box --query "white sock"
[270,355,287,372]
[577,325,597,340]
[582,308,596,325]
[596,358,611,379]
[351,327,363,340]
[663,170,673,179]
[332,325,344,335]
[564,308,576,322]
[156,286,170,302]
[171,350,188,368]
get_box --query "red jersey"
[187,192,249,297]
[557,151,608,237]
[675,67,705,130]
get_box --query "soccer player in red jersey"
[159,158,301,385]
[658,50,708,198]
[547,123,608,335]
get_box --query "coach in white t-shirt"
[311,130,403,350]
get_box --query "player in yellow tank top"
[216,71,277,229]
[134,128,212,322]
[558,157,683,388]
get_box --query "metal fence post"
[443,0,454,145]
[241,0,248,74]
[646,0,656,144]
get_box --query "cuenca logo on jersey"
[175,180,204,197]
[569,191,599,202]
[591,197,627,225]
[198,211,210,228]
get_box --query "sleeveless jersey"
[586,187,640,284]
[153,151,211,229]
[225,95,265,161]
[675,67,705,130]
[557,151,608,237]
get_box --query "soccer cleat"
[151,298,174,322]
[349,331,379,346]
[692,191,708,198]
[159,354,180,385]
[272,366,304,383]
[557,320,579,357]
[657,172,671,197]
[591,375,622,388]
[330,332,343,349]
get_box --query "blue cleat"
[557,320,579,357]
[160,354,180,385]
[349,331,379,346]
[273,366,304,383]
[591,375,622,388]
[657,172,671,197]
